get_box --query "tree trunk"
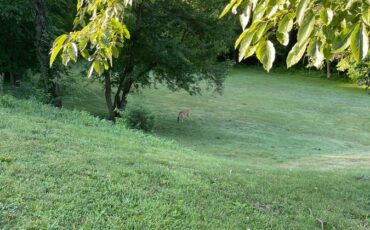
[108,3,144,119]
[33,0,62,107]
[326,60,331,79]
[113,73,133,117]
[104,72,115,121]
[119,78,133,110]
[33,0,49,89]
[9,73,15,87]
[52,72,62,108]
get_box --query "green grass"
[67,66,370,167]
[131,68,370,165]
[0,67,369,229]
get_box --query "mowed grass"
[130,67,370,166]
[0,67,369,229]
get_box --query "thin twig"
[308,208,313,216]
[316,218,324,230]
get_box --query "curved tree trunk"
[110,2,144,118]
[113,71,134,116]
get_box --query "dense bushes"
[120,106,155,132]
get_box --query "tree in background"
[337,55,370,91]
[220,0,370,72]
[50,0,236,120]
[0,1,36,86]
[0,0,75,106]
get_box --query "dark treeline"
[0,0,76,106]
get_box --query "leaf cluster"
[221,0,370,72]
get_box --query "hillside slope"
[0,96,369,229]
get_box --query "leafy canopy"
[50,0,133,76]
[220,0,370,72]
[50,0,234,93]
[0,0,75,78]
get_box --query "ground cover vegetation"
[1,79,369,228]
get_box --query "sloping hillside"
[0,96,369,229]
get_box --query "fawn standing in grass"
[177,109,191,123]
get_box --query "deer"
[177,109,191,123]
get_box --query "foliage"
[49,0,133,73]
[0,0,76,105]
[338,56,370,89]
[120,105,155,132]
[0,0,75,75]
[51,0,236,118]
[220,0,370,72]
[0,0,37,77]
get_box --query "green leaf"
[287,41,309,68]
[79,38,89,51]
[345,0,356,10]
[253,0,267,21]
[77,0,83,11]
[323,43,332,60]
[265,0,278,18]
[88,64,94,78]
[320,8,334,25]
[238,30,256,61]
[276,32,289,46]
[93,60,104,76]
[350,23,369,62]
[332,30,352,53]
[111,18,131,39]
[278,13,295,34]
[50,44,64,67]
[122,25,131,39]
[81,49,90,59]
[219,0,238,18]
[251,22,268,44]
[363,8,370,26]
[307,40,324,68]
[61,50,70,66]
[235,30,248,49]
[256,40,276,72]
[244,43,258,59]
[50,34,68,67]
[296,0,309,26]
[239,5,251,30]
[297,10,315,46]
[69,43,79,62]
[53,34,68,46]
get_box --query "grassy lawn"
[66,66,370,167]
[129,67,370,166]
[0,67,369,228]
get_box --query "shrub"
[121,106,155,132]
[0,95,16,108]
